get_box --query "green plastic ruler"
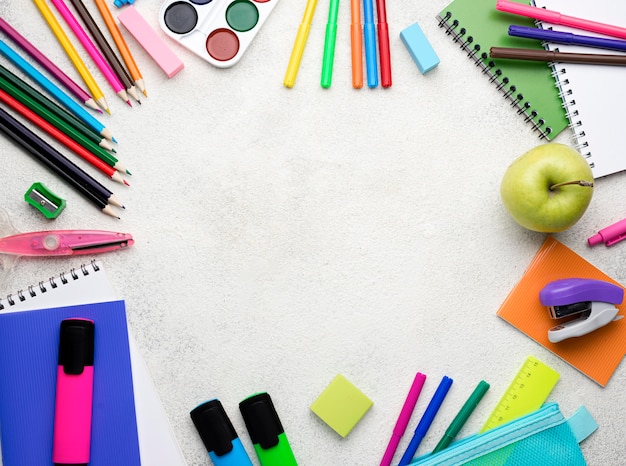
[480,356,560,433]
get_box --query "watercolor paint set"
[159,0,278,68]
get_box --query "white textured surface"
[1,1,625,465]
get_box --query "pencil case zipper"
[409,402,564,465]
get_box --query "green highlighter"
[239,392,298,466]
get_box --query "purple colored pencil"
[0,16,100,112]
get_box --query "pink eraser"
[118,6,184,78]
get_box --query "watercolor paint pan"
[159,0,277,68]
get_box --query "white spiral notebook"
[0,261,188,466]
[536,0,626,178]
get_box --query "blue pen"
[509,25,626,53]
[0,38,115,142]
[362,0,378,88]
[398,376,453,466]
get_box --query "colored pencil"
[0,89,128,185]
[375,0,391,87]
[0,17,100,112]
[350,0,363,89]
[0,39,115,142]
[0,74,129,174]
[94,0,147,97]
[32,0,111,114]
[0,65,114,152]
[0,106,120,218]
[67,0,141,103]
[284,0,318,88]
[49,0,132,107]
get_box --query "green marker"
[431,380,490,455]
[239,392,298,466]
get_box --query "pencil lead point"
[124,180,130,187]
[126,170,132,176]
[126,100,132,107]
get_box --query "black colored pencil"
[0,64,114,151]
[0,106,122,217]
[67,0,141,103]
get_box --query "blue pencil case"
[408,402,597,466]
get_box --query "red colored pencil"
[0,89,128,186]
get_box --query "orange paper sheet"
[497,237,625,386]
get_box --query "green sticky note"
[310,374,373,437]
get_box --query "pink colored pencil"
[0,17,100,112]
[49,0,131,107]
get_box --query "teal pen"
[362,0,378,88]
[0,38,115,142]
[321,0,340,88]
[431,380,490,455]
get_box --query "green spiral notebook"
[437,0,568,140]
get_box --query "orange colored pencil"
[350,0,363,88]
[0,88,128,185]
[93,0,147,97]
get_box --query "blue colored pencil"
[0,38,115,142]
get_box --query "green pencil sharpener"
[24,182,66,219]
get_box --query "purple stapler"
[539,278,624,343]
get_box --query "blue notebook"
[0,300,141,465]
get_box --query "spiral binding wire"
[550,60,593,167]
[437,11,553,139]
[0,260,101,310]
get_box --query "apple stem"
[549,180,594,191]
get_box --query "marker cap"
[190,399,252,466]
[239,392,297,466]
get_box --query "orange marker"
[350,0,363,88]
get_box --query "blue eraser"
[400,22,440,74]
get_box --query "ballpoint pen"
[588,217,626,247]
[431,380,489,455]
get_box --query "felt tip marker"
[431,380,490,455]
[52,318,95,466]
[588,217,626,247]
[239,392,298,466]
[191,399,253,466]
[380,372,427,466]
[398,375,453,466]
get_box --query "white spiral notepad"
[0,261,188,466]
[536,0,626,178]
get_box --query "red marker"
[53,318,95,466]
[376,0,391,87]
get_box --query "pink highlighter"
[53,318,95,466]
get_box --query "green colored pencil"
[0,64,114,152]
[0,75,128,173]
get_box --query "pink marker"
[380,372,427,466]
[50,0,131,106]
[588,217,626,247]
[496,0,626,40]
[53,318,95,466]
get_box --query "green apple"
[500,143,594,233]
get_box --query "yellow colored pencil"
[32,0,110,113]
